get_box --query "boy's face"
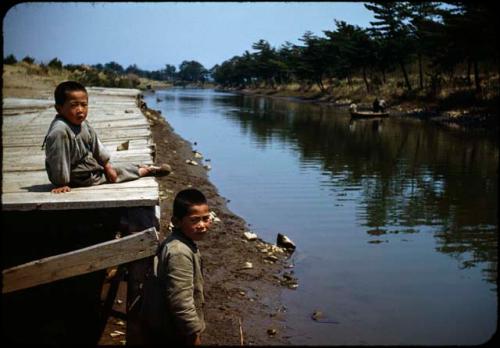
[176,204,212,241]
[55,90,88,126]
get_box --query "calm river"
[145,88,497,345]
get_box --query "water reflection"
[147,88,498,344]
[214,94,498,286]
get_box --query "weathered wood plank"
[3,127,151,141]
[2,157,153,173]
[2,227,159,294]
[2,98,54,109]
[2,189,158,211]
[2,150,153,163]
[4,123,151,136]
[2,113,146,126]
[2,176,158,193]
[2,135,151,147]
[2,140,150,155]
[3,147,152,160]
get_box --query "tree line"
[4,2,497,97]
[210,2,498,97]
[4,54,209,87]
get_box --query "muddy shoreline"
[138,103,293,345]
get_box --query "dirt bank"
[136,104,293,345]
[100,101,294,345]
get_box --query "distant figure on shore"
[43,81,172,193]
[141,188,210,345]
[379,99,386,112]
[373,98,386,113]
[349,103,358,113]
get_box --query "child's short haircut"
[173,189,208,219]
[54,81,87,106]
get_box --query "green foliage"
[164,64,177,81]
[210,1,498,101]
[177,60,208,83]
[4,54,17,64]
[104,61,124,74]
[64,64,84,72]
[48,57,63,70]
[22,56,35,64]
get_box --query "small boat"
[350,110,389,119]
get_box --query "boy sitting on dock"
[141,188,210,345]
[44,81,171,193]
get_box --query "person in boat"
[373,98,387,113]
[373,98,381,112]
[379,99,386,112]
[44,81,172,193]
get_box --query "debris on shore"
[277,233,296,251]
[185,159,198,166]
[243,231,258,241]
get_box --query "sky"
[3,2,375,71]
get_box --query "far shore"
[146,82,498,135]
[207,86,498,135]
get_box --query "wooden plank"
[2,157,153,172]
[2,134,151,147]
[2,227,159,294]
[2,149,153,163]
[2,189,158,211]
[2,140,150,155]
[3,113,145,124]
[4,117,150,128]
[2,176,158,193]
[3,147,152,159]
[2,127,151,141]
[1,112,45,122]
[2,98,54,108]
[4,123,150,136]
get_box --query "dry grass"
[3,63,72,99]
[2,62,171,99]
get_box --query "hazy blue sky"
[3,2,375,71]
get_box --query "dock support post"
[120,206,158,345]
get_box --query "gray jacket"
[44,115,111,187]
[160,229,205,337]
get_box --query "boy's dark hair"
[54,81,87,106]
[173,189,207,219]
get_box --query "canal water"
[145,88,497,345]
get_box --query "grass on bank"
[2,62,171,99]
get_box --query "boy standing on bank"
[44,81,171,193]
[143,188,210,345]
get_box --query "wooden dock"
[2,87,158,211]
[2,87,161,344]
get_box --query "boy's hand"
[104,162,118,183]
[51,186,71,193]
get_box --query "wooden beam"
[1,189,158,211]
[2,227,159,294]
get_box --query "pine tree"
[365,1,414,91]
